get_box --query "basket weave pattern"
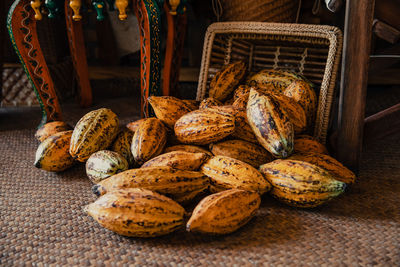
[197,22,343,144]
[1,67,38,107]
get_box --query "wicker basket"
[196,22,343,144]
[218,0,300,23]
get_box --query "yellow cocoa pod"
[234,85,251,100]
[111,129,135,166]
[270,93,307,134]
[294,135,329,155]
[86,150,129,183]
[209,139,273,168]
[141,151,209,171]
[209,61,246,101]
[34,130,75,172]
[199,97,223,109]
[84,188,185,237]
[246,69,302,94]
[148,96,193,128]
[259,159,346,208]
[35,121,72,142]
[131,118,167,165]
[164,144,213,157]
[289,152,356,184]
[92,166,209,204]
[284,80,317,128]
[186,189,260,235]
[246,89,294,158]
[201,155,271,194]
[224,98,235,105]
[126,118,149,133]
[174,108,235,145]
[181,99,200,110]
[70,108,119,162]
[231,109,258,144]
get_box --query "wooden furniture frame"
[337,0,400,172]
[7,0,186,125]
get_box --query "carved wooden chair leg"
[65,0,92,107]
[7,0,63,126]
[163,2,187,98]
[132,0,162,118]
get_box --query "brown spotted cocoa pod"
[148,96,193,128]
[70,108,119,162]
[294,135,329,155]
[35,121,72,142]
[85,188,185,237]
[259,159,346,208]
[209,139,273,168]
[131,118,167,165]
[92,166,209,204]
[199,97,223,109]
[164,144,213,157]
[289,152,356,184]
[186,189,260,235]
[34,130,75,172]
[141,151,209,171]
[126,118,150,133]
[174,108,235,145]
[246,89,294,158]
[201,155,271,194]
[209,61,246,101]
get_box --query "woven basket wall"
[197,22,343,144]
[219,0,299,22]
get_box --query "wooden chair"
[7,0,187,125]
[336,0,400,172]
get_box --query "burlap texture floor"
[1,97,399,266]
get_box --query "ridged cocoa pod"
[174,108,235,145]
[231,109,258,144]
[141,151,209,171]
[181,99,200,110]
[224,98,235,105]
[271,93,307,134]
[92,166,209,204]
[246,89,294,158]
[164,145,213,157]
[70,108,119,162]
[209,61,246,101]
[201,155,271,194]
[259,159,346,208]
[199,97,223,109]
[126,118,149,133]
[85,150,129,183]
[148,96,193,128]
[85,188,185,237]
[111,129,135,166]
[209,140,273,168]
[131,118,167,165]
[246,69,302,94]
[294,135,329,155]
[35,121,72,142]
[186,189,260,235]
[289,152,356,184]
[34,131,75,172]
[284,80,317,127]
[234,85,252,100]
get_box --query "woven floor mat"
[1,106,400,266]
[1,130,399,266]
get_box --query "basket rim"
[196,22,343,144]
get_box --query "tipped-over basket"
[196,22,343,144]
